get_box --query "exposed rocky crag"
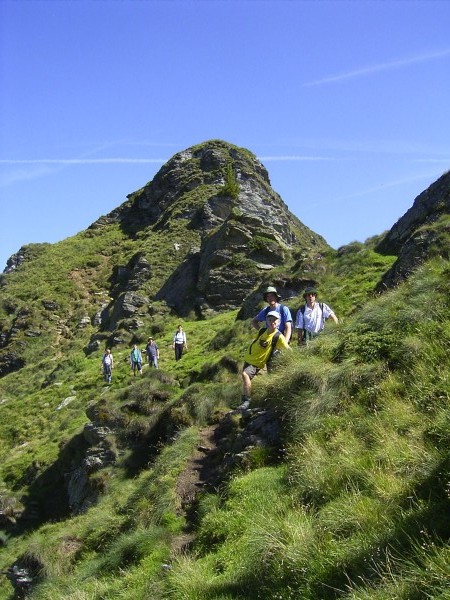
[2,243,50,275]
[376,170,450,289]
[91,140,330,317]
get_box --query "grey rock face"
[376,171,450,256]
[3,243,50,274]
[0,352,25,376]
[127,254,151,291]
[376,171,450,289]
[92,303,108,327]
[66,422,117,513]
[109,291,149,327]
[108,140,330,315]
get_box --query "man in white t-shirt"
[101,348,114,383]
[172,325,187,361]
[295,287,338,345]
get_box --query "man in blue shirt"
[251,286,293,343]
[145,336,160,369]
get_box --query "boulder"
[109,291,149,328]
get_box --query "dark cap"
[263,286,282,301]
[303,287,318,299]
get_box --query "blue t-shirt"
[146,343,158,357]
[254,303,292,335]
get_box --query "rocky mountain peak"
[0,140,331,375]
[92,140,298,241]
[92,140,329,317]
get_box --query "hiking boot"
[237,396,251,410]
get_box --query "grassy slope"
[1,241,449,598]
[161,258,450,600]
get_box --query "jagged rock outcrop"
[93,140,330,316]
[3,243,50,275]
[5,564,35,597]
[66,422,117,513]
[376,170,450,288]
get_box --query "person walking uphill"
[295,287,339,345]
[145,336,159,369]
[239,311,291,410]
[172,325,187,361]
[130,344,143,376]
[101,348,114,383]
[252,286,293,344]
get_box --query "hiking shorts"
[243,362,260,380]
[303,329,319,343]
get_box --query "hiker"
[130,344,143,375]
[145,336,159,369]
[295,287,339,345]
[251,286,293,344]
[172,325,187,361]
[239,311,291,409]
[101,348,114,383]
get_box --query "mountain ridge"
[1,141,449,379]
[1,140,332,376]
[0,140,449,599]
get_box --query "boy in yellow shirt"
[239,311,291,410]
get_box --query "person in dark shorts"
[239,311,291,409]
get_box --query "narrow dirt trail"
[175,423,222,510]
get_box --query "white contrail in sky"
[304,48,450,87]
[0,155,331,187]
[257,155,333,161]
[0,158,167,164]
[0,156,333,164]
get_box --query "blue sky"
[1,0,449,270]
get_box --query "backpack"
[254,327,281,363]
[297,302,324,318]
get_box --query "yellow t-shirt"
[244,328,289,369]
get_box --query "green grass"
[0,186,449,599]
[158,258,449,600]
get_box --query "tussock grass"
[9,426,201,599]
[160,260,450,599]
[1,244,449,599]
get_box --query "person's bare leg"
[242,371,252,398]
[239,371,252,409]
